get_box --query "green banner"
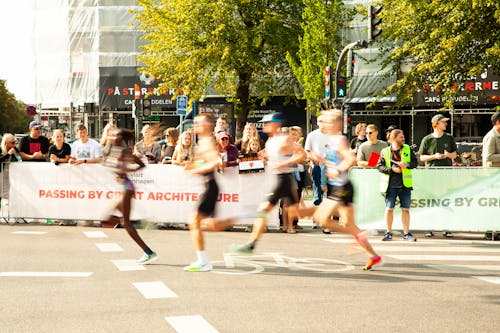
[350,167,500,232]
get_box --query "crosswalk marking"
[377,246,500,253]
[11,231,47,235]
[165,315,219,333]
[387,255,500,261]
[111,259,146,271]
[132,281,177,299]
[95,243,123,252]
[473,276,500,285]
[426,265,500,272]
[0,272,93,277]
[83,231,107,238]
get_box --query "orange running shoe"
[363,255,383,271]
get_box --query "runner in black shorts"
[233,112,307,253]
[197,174,219,217]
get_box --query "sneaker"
[231,242,254,254]
[312,222,321,229]
[382,232,392,241]
[287,228,297,234]
[136,252,158,265]
[443,231,453,238]
[183,261,212,272]
[402,232,417,242]
[363,255,383,271]
[322,228,331,234]
[425,231,434,237]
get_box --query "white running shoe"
[183,261,213,272]
[136,252,158,265]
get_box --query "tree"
[135,0,304,136]
[379,0,500,106]
[0,80,30,134]
[286,0,348,113]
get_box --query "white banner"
[8,163,278,226]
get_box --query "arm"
[356,146,369,167]
[484,135,500,165]
[226,145,240,167]
[377,150,391,175]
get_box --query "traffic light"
[142,98,152,117]
[325,66,331,99]
[368,5,383,42]
[336,76,347,98]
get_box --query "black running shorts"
[197,177,219,217]
[267,173,299,206]
[326,181,354,205]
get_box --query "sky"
[0,1,35,103]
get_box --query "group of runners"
[103,110,383,273]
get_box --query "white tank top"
[266,135,298,174]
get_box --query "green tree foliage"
[379,0,500,105]
[286,0,348,113]
[135,0,304,135]
[0,80,30,134]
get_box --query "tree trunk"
[234,72,252,139]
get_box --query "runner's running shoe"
[363,255,383,271]
[183,261,213,272]
[382,232,392,241]
[231,242,254,254]
[136,252,158,265]
[402,232,417,242]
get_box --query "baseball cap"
[259,112,286,124]
[491,111,500,124]
[431,114,450,123]
[385,125,397,132]
[29,120,42,129]
[217,131,229,140]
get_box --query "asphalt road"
[1,223,499,333]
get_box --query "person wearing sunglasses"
[216,131,239,170]
[18,121,50,162]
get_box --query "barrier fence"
[2,163,499,232]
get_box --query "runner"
[310,110,382,271]
[102,128,158,265]
[232,112,307,252]
[183,113,228,272]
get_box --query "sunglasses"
[10,140,17,144]
[366,132,374,134]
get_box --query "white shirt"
[71,139,103,160]
[304,129,330,156]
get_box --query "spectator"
[1,133,22,208]
[418,114,457,167]
[48,129,71,164]
[304,115,330,230]
[100,123,117,147]
[215,114,235,144]
[216,131,239,168]
[172,131,195,166]
[235,123,264,153]
[69,124,103,164]
[350,122,367,153]
[482,111,500,167]
[418,114,458,238]
[159,127,179,164]
[134,124,161,163]
[377,129,418,242]
[241,137,261,155]
[18,121,50,162]
[385,125,397,143]
[356,124,387,167]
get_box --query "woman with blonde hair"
[171,131,195,165]
[241,137,261,155]
[235,122,264,153]
[48,129,71,164]
[100,123,117,147]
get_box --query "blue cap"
[259,112,286,124]
[29,121,42,128]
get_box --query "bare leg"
[188,211,205,251]
[119,191,151,252]
[249,202,274,244]
[385,209,394,233]
[401,209,410,234]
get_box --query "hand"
[399,161,408,169]
[434,152,443,160]
[32,151,43,159]
[391,165,402,173]
[326,168,340,180]
[8,147,16,155]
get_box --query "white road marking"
[111,259,146,271]
[473,276,500,284]
[426,265,500,272]
[132,281,177,299]
[83,231,107,238]
[377,246,500,253]
[165,315,219,333]
[0,272,93,277]
[95,243,123,252]
[387,255,500,261]
[11,231,48,235]
[324,238,449,245]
